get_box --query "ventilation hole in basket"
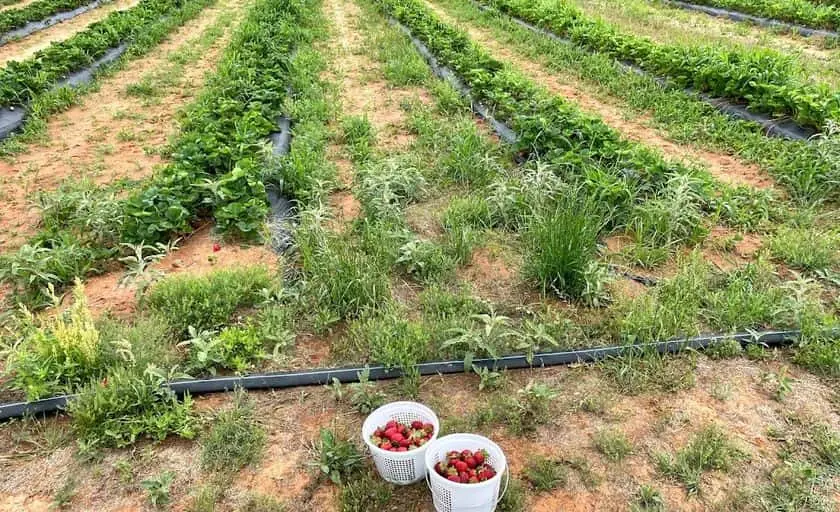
[384,458,416,482]
[433,484,452,512]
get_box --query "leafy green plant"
[397,238,455,282]
[442,312,515,370]
[311,428,364,485]
[656,425,744,494]
[180,325,264,375]
[341,115,375,163]
[141,471,175,508]
[67,367,196,449]
[201,389,266,473]
[7,281,106,399]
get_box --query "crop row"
[374,0,707,197]
[436,0,840,205]
[0,0,322,307]
[682,0,840,32]
[0,0,209,107]
[0,0,102,35]
[480,0,840,131]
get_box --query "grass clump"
[345,307,430,366]
[656,425,744,494]
[703,258,782,332]
[241,494,286,512]
[201,389,266,474]
[523,192,606,301]
[601,349,696,395]
[593,429,633,461]
[146,266,273,335]
[396,238,455,282]
[68,368,196,450]
[523,456,568,492]
[630,485,665,512]
[769,226,839,272]
[339,471,393,512]
[341,115,375,163]
[497,477,527,512]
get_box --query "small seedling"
[141,471,175,508]
[473,366,503,391]
[311,428,364,485]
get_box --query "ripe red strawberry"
[389,432,404,443]
[459,472,470,483]
[212,243,221,252]
[397,446,407,452]
[447,475,460,483]
[411,420,424,429]
[461,449,473,458]
[474,450,486,465]
[454,460,468,472]
[399,439,410,447]
[464,456,477,469]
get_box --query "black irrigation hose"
[0,0,110,45]
[663,0,840,40]
[0,41,128,139]
[0,329,803,420]
[471,1,816,141]
[266,112,295,253]
[389,19,518,145]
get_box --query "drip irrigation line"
[0,41,128,139]
[0,329,804,421]
[389,18,518,145]
[0,0,110,46]
[608,264,659,286]
[471,1,816,141]
[663,0,840,40]
[266,112,295,253]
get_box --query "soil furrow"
[424,0,776,191]
[0,0,243,254]
[0,0,139,67]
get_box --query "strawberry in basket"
[370,419,435,452]
[433,449,497,484]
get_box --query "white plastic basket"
[361,401,440,485]
[425,434,508,512]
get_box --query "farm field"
[0,0,837,510]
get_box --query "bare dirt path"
[0,0,139,67]
[0,0,245,253]
[423,0,776,191]
[322,0,429,230]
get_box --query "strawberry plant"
[0,0,104,35]
[482,0,840,130]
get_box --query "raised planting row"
[0,0,323,308]
[432,0,840,205]
[675,0,840,32]
[480,0,840,131]
[0,0,106,36]
[0,0,206,107]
